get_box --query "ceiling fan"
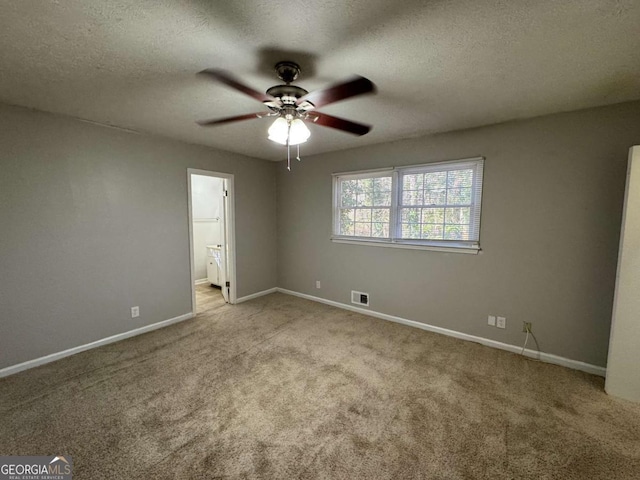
[196,61,376,169]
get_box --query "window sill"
[330,237,480,255]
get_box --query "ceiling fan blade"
[198,69,276,104]
[310,112,371,136]
[197,112,267,127]
[298,76,375,109]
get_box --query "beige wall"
[277,101,640,367]
[0,104,277,369]
[606,146,640,401]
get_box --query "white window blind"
[332,158,484,252]
[335,171,393,240]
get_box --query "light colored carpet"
[1,288,640,479]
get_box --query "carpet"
[1,288,639,479]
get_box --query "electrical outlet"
[316,280,321,289]
[131,306,140,318]
[488,315,496,326]
[496,316,506,329]
[522,322,532,333]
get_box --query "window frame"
[331,157,484,254]
[332,168,394,242]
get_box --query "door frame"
[187,168,237,311]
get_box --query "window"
[332,157,484,253]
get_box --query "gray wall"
[3,100,639,371]
[277,101,640,367]
[0,104,277,369]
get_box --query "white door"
[219,180,230,303]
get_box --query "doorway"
[187,169,236,314]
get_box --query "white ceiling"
[1,0,639,161]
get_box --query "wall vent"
[351,290,370,307]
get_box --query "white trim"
[332,167,393,177]
[195,278,210,285]
[331,238,480,254]
[0,312,194,379]
[276,288,606,377]
[399,156,484,174]
[235,288,278,304]
[1,290,606,379]
[187,169,237,309]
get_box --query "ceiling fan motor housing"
[267,63,311,113]
[265,84,309,104]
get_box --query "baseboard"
[194,278,210,285]
[276,288,606,377]
[2,290,606,379]
[0,312,194,379]
[235,287,278,304]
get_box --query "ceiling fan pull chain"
[296,144,301,162]
[286,122,292,171]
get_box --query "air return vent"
[351,290,369,307]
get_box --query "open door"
[219,180,230,303]
[188,169,236,313]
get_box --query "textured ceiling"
[1,0,639,161]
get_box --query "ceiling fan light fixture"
[197,63,375,170]
[267,117,310,146]
[267,117,289,145]
[289,118,310,145]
